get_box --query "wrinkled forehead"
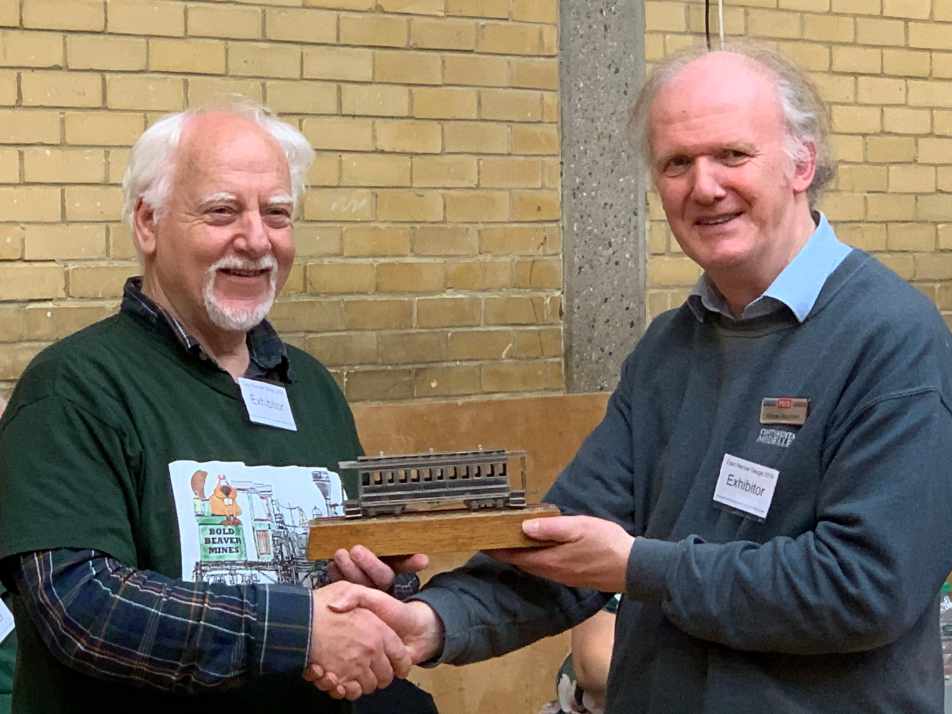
[648,53,783,140]
[173,114,291,195]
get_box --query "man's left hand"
[329,544,429,592]
[488,515,634,594]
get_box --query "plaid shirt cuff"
[251,583,312,677]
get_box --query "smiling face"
[134,113,295,340]
[648,53,816,305]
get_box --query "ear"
[790,140,817,195]
[132,198,159,258]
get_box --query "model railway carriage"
[338,448,528,518]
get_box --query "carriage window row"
[361,461,509,487]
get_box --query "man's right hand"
[306,582,412,700]
[304,586,445,699]
[330,586,444,664]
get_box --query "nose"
[689,157,726,204]
[236,210,271,258]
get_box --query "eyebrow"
[653,151,685,170]
[266,193,294,207]
[198,192,237,206]
[197,192,294,208]
[655,140,757,166]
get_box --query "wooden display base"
[307,504,561,560]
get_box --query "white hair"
[629,42,835,207]
[121,99,314,225]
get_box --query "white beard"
[202,254,277,332]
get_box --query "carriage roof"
[338,449,525,473]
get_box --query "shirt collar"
[120,276,291,382]
[687,212,852,324]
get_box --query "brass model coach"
[338,448,528,519]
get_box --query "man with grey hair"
[325,44,952,712]
[0,104,430,713]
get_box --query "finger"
[306,668,345,697]
[313,678,344,699]
[382,622,412,678]
[368,642,394,691]
[341,680,363,702]
[483,544,561,568]
[484,547,514,558]
[333,548,375,587]
[485,546,559,577]
[383,552,429,573]
[302,663,324,682]
[313,674,345,696]
[522,515,579,542]
[350,545,396,590]
[355,663,379,698]
[320,670,339,688]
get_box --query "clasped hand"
[303,515,633,701]
[304,547,441,701]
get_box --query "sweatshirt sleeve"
[412,554,610,665]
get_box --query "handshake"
[301,514,633,701]
[302,547,443,701]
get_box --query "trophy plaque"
[307,448,560,559]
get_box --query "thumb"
[386,552,429,573]
[522,515,578,542]
[325,586,361,613]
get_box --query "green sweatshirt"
[0,307,360,713]
[0,583,14,714]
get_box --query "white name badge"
[0,597,13,643]
[713,453,779,521]
[237,377,297,432]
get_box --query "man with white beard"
[0,104,430,714]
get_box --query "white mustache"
[208,254,277,273]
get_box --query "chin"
[205,295,274,332]
[694,237,756,267]
[202,264,278,332]
[699,253,751,275]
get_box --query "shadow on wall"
[351,393,610,714]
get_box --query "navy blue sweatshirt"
[418,249,952,713]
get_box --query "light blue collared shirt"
[687,212,852,323]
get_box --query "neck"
[141,273,250,380]
[711,203,816,318]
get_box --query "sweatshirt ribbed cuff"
[627,537,678,601]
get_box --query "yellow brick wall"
[645,0,952,329]
[6,1,952,403]
[0,0,561,401]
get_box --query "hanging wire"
[704,0,712,50]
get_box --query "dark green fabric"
[0,585,14,714]
[0,309,361,714]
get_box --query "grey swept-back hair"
[628,41,835,206]
[121,98,315,225]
